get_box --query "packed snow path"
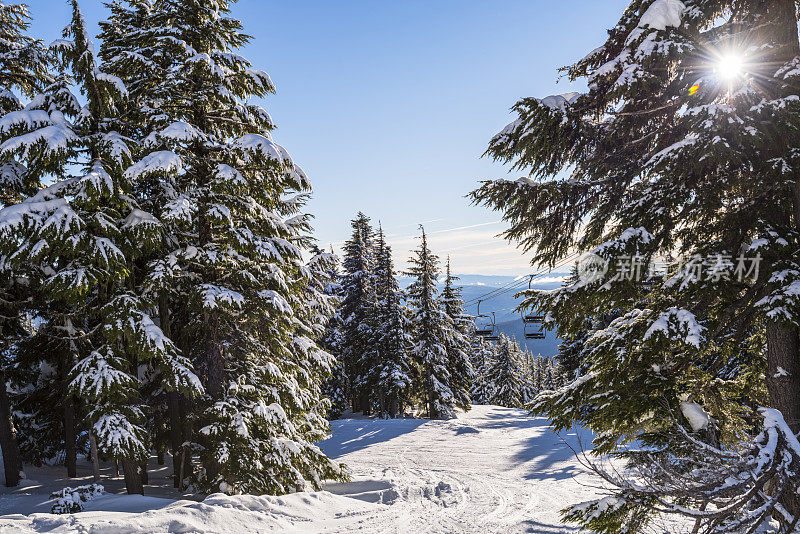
[319,405,596,533]
[0,405,597,533]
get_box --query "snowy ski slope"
[0,405,598,533]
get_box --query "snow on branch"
[643,307,705,348]
[201,284,245,310]
[233,133,285,163]
[566,407,800,533]
[124,150,183,179]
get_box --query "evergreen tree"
[0,1,203,494]
[472,0,800,529]
[99,0,343,494]
[315,247,349,419]
[484,335,527,408]
[405,226,455,419]
[0,0,49,487]
[373,227,413,418]
[339,212,377,414]
[440,258,473,412]
[470,336,495,404]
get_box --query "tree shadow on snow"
[478,408,594,481]
[520,519,580,533]
[318,418,429,458]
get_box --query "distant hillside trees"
[471,334,566,407]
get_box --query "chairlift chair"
[521,276,546,325]
[474,301,498,339]
[522,309,546,341]
[522,315,545,324]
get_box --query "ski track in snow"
[0,405,599,533]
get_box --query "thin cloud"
[428,220,502,235]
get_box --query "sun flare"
[717,54,744,80]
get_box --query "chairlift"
[474,301,498,340]
[521,275,546,339]
[522,311,546,340]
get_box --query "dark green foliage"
[471,0,800,530]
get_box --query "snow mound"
[1,491,381,533]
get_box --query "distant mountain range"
[399,273,569,357]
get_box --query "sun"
[716,54,744,80]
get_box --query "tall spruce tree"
[472,0,800,530]
[98,0,344,494]
[440,258,473,412]
[373,227,413,418]
[405,227,455,419]
[339,212,377,414]
[0,0,48,487]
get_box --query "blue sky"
[28,0,628,275]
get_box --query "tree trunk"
[63,395,77,478]
[121,458,143,495]
[168,393,182,487]
[766,324,800,435]
[204,338,224,399]
[762,0,800,520]
[89,431,100,483]
[0,378,21,487]
[179,396,193,483]
[389,396,398,419]
[160,292,185,487]
[361,391,371,416]
[139,460,148,485]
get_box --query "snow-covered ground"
[0,405,598,533]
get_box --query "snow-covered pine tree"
[0,0,49,487]
[484,334,526,408]
[99,0,344,494]
[0,0,203,494]
[291,243,345,484]
[529,355,542,392]
[100,0,197,488]
[339,212,377,414]
[519,350,537,404]
[440,258,473,412]
[470,336,495,404]
[314,246,349,419]
[0,0,49,205]
[405,226,455,419]
[472,0,800,529]
[373,227,413,418]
